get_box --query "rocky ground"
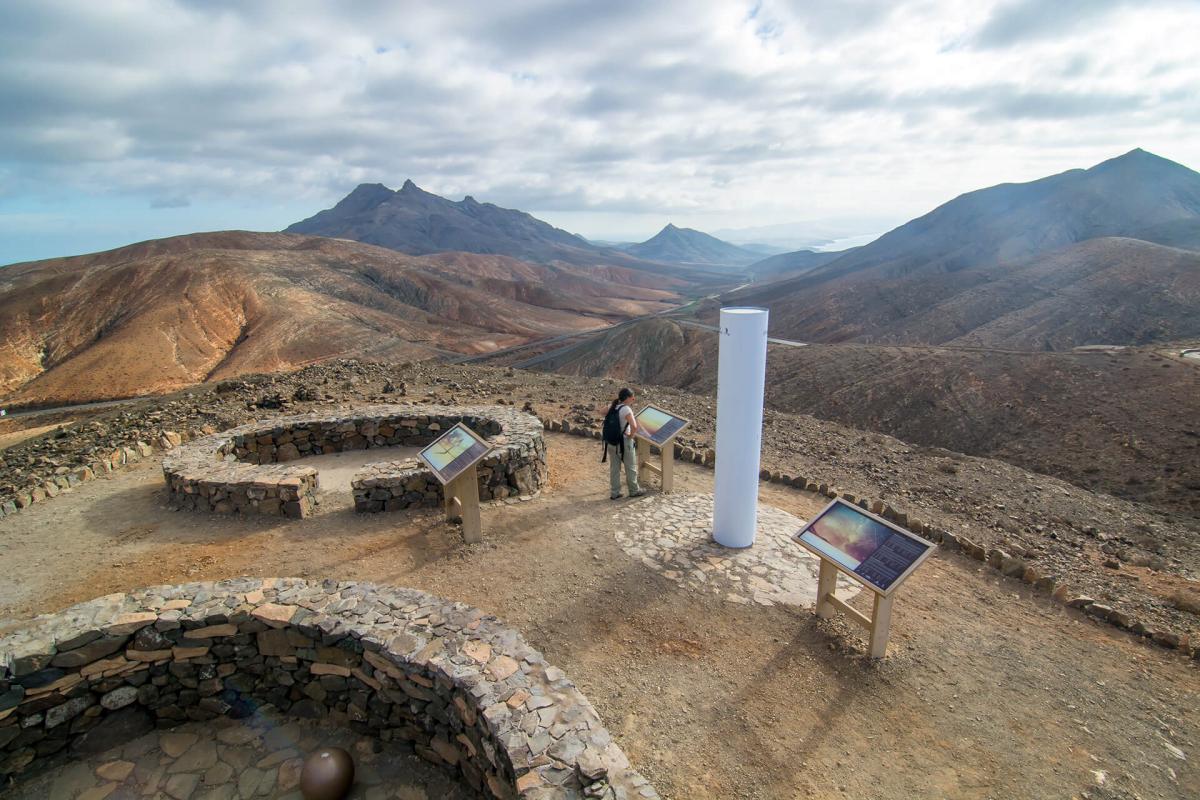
[0,430,1195,799]
[514,318,1200,518]
[6,711,468,800]
[7,359,1196,647]
[2,358,1200,651]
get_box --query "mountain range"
[3,147,1199,447]
[0,232,681,406]
[461,147,1200,516]
[286,180,595,263]
[722,148,1200,348]
[284,180,740,281]
[287,181,768,273]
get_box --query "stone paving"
[4,711,473,800]
[613,493,861,608]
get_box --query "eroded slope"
[0,232,682,405]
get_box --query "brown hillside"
[0,232,682,406]
[530,319,1200,517]
[723,237,1200,348]
[724,149,1200,349]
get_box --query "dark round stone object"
[300,747,355,800]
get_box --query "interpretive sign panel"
[794,498,934,596]
[634,404,690,447]
[419,422,492,486]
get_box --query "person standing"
[601,388,644,500]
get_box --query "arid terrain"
[624,223,760,268]
[0,379,1196,798]
[727,236,1200,350]
[1,150,1199,800]
[5,3,1200,798]
[519,318,1200,518]
[0,232,688,407]
[3,360,1197,640]
[727,150,1200,348]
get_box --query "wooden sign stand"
[795,497,935,660]
[632,404,690,495]
[815,559,894,659]
[638,438,676,493]
[421,422,492,545]
[443,463,482,544]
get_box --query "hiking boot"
[610,493,623,500]
[629,490,645,498]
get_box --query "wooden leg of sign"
[460,464,482,544]
[815,559,838,619]
[444,476,460,521]
[868,592,894,659]
[637,442,674,493]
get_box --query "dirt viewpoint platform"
[0,432,1196,799]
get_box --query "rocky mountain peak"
[284,180,632,264]
[331,183,395,214]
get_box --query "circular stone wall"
[161,405,546,518]
[0,579,657,800]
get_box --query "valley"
[0,231,694,408]
[4,148,1199,526]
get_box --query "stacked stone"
[161,405,546,520]
[163,461,320,518]
[352,408,545,513]
[541,416,1198,658]
[1,437,175,522]
[0,578,659,800]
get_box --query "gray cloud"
[0,0,1197,256]
[971,0,1154,48]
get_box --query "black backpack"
[601,405,625,462]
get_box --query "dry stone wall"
[0,578,658,800]
[1,438,168,521]
[161,405,546,519]
[351,408,544,513]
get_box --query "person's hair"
[609,387,634,412]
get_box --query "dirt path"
[0,434,1196,799]
[0,423,64,451]
[293,445,422,507]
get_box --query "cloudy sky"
[1,0,1198,263]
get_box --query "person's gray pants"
[609,436,641,497]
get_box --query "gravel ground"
[0,430,1196,799]
[2,359,1197,645]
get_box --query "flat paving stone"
[4,709,474,799]
[613,492,861,607]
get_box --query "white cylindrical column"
[712,306,768,548]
